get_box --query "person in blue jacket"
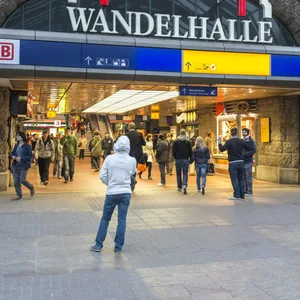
[11,132,35,201]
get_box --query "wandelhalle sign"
[66,0,274,44]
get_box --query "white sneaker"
[157,183,165,186]
[245,194,253,197]
[228,196,240,201]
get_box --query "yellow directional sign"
[183,50,270,76]
[46,111,57,119]
[151,112,160,120]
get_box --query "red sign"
[100,0,109,5]
[238,0,247,17]
[216,102,225,117]
[0,43,14,60]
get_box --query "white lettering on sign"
[66,6,273,44]
[0,39,20,64]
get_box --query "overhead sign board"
[0,39,20,64]
[183,50,270,76]
[179,86,218,97]
[151,112,160,120]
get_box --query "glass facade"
[2,0,296,46]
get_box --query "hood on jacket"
[178,135,187,141]
[114,136,130,154]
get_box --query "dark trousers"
[38,157,51,182]
[176,159,189,189]
[166,160,174,174]
[91,155,100,170]
[229,162,245,199]
[159,162,166,184]
[147,162,152,178]
[103,150,111,160]
[13,167,33,197]
[79,150,85,159]
[64,155,75,180]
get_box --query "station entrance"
[5,77,300,193]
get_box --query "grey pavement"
[1,182,300,299]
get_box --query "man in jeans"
[218,128,254,200]
[242,128,257,197]
[90,136,136,254]
[172,129,192,195]
[60,128,78,183]
[156,134,169,186]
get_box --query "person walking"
[11,132,35,201]
[141,134,155,180]
[35,130,55,185]
[156,134,169,186]
[60,127,78,183]
[125,123,146,191]
[90,131,102,172]
[242,128,257,197]
[173,129,192,195]
[189,136,196,176]
[204,132,214,176]
[78,133,88,160]
[102,132,114,160]
[190,137,210,195]
[166,133,175,175]
[53,132,64,179]
[90,136,136,254]
[218,128,254,200]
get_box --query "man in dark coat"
[125,123,146,191]
[156,134,169,186]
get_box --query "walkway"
[1,161,300,299]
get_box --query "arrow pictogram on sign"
[185,62,192,70]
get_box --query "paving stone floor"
[1,170,300,299]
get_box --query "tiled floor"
[1,161,300,299]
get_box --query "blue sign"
[19,40,182,73]
[179,86,218,97]
[271,55,300,77]
[82,44,136,69]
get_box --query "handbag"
[207,163,215,174]
[137,163,147,172]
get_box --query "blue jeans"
[95,193,131,251]
[244,162,253,194]
[176,159,189,189]
[195,164,208,190]
[12,166,33,197]
[229,162,245,199]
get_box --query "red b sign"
[100,0,109,5]
[0,40,20,65]
[0,43,14,60]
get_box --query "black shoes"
[131,180,137,192]
[183,186,187,195]
[44,181,49,186]
[12,196,22,201]
[30,187,35,198]
[202,187,205,195]
[138,172,142,179]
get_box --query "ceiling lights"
[83,89,179,114]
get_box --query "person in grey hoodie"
[90,136,136,254]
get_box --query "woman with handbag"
[138,134,155,180]
[190,137,210,195]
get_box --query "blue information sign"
[179,86,218,97]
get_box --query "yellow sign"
[46,111,57,119]
[151,104,160,111]
[183,50,270,76]
[47,103,57,109]
[261,118,270,143]
[151,112,160,120]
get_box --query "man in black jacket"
[126,123,146,191]
[156,134,169,186]
[102,132,114,160]
[172,129,192,195]
[218,128,254,200]
[242,128,257,197]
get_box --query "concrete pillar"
[256,96,300,184]
[0,87,10,191]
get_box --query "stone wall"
[0,87,10,191]
[256,96,300,183]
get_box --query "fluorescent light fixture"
[83,90,179,114]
